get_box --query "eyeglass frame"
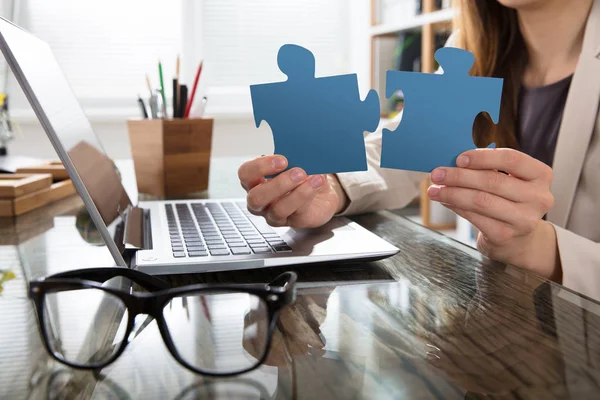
[29,267,298,377]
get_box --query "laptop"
[0,17,399,275]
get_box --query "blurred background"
[0,0,468,240]
[0,0,455,158]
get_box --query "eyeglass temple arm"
[48,268,170,292]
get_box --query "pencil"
[184,61,203,118]
[145,74,152,96]
[158,60,167,118]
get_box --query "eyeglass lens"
[42,287,129,368]
[162,291,270,374]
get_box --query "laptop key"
[208,244,228,250]
[210,249,230,256]
[187,246,205,252]
[229,243,249,248]
[273,245,293,252]
[251,247,272,254]
[242,235,261,240]
[246,239,266,245]
[173,251,186,258]
[262,233,280,238]
[189,251,208,257]
[231,247,252,255]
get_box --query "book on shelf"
[384,30,452,118]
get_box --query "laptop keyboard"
[165,202,293,258]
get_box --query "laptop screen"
[0,17,131,265]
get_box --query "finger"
[457,148,553,183]
[266,175,326,225]
[238,155,288,190]
[442,204,515,247]
[427,184,523,226]
[246,168,308,213]
[430,167,535,203]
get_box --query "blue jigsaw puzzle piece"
[250,44,379,176]
[380,47,503,172]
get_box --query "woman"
[238,0,600,298]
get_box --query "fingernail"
[428,185,440,197]
[310,175,324,188]
[291,169,306,182]
[431,168,445,183]
[456,155,469,167]
[273,157,287,169]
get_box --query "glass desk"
[1,156,600,399]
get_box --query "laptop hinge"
[121,205,152,250]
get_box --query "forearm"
[514,221,562,282]
[327,174,349,214]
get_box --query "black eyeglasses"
[29,267,297,377]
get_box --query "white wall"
[6,116,275,161]
[4,0,372,162]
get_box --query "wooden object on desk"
[16,161,69,181]
[0,179,76,217]
[127,118,213,197]
[0,173,53,199]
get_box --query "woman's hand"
[238,155,348,228]
[427,148,561,280]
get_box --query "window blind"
[6,0,183,113]
[3,0,350,117]
[197,0,350,115]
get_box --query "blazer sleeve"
[335,116,428,216]
[552,224,600,300]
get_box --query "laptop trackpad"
[290,217,356,236]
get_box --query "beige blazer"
[336,0,600,300]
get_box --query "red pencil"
[184,61,203,118]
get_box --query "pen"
[179,85,188,119]
[184,61,203,118]
[174,54,180,118]
[149,92,158,119]
[158,60,167,118]
[155,89,165,119]
[172,78,179,118]
[138,95,148,119]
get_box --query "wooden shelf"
[370,8,455,37]
[370,0,457,230]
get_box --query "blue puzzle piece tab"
[250,44,380,176]
[380,47,503,172]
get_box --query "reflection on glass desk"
[1,156,600,399]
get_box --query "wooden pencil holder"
[127,118,213,198]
